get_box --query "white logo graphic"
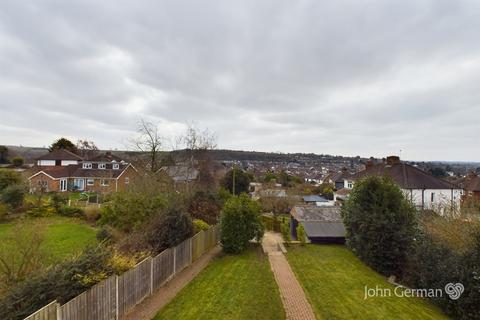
[444,283,464,300]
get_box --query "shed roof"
[303,195,329,202]
[291,205,342,222]
[302,221,346,238]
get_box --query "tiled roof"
[89,152,123,162]
[29,164,130,179]
[36,149,83,161]
[349,162,459,190]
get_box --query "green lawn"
[0,216,97,265]
[155,246,285,320]
[287,245,448,320]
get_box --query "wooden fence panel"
[117,257,152,318]
[191,231,205,261]
[59,276,116,320]
[24,300,57,320]
[152,248,174,291]
[174,238,191,273]
[24,226,220,320]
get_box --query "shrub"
[404,225,480,319]
[145,204,194,254]
[0,245,115,320]
[297,224,306,245]
[26,204,55,217]
[281,221,291,246]
[341,175,417,277]
[99,192,167,232]
[84,206,101,222]
[96,227,114,244]
[221,168,252,195]
[58,205,84,217]
[0,221,47,287]
[193,219,210,233]
[0,169,21,192]
[11,157,24,167]
[188,190,221,224]
[220,194,264,254]
[1,184,25,208]
[51,193,68,213]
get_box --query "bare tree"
[179,123,218,190]
[76,139,99,160]
[0,221,48,289]
[133,119,164,173]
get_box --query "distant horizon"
[4,144,480,165]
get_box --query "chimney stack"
[386,156,400,165]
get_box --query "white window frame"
[87,178,94,186]
[60,179,67,192]
[74,178,85,191]
[82,162,92,169]
[125,177,129,184]
[98,163,106,169]
[113,163,119,170]
[101,179,109,187]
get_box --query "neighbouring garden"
[0,216,97,266]
[154,246,285,320]
[287,245,447,320]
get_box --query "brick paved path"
[263,232,316,320]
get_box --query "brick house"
[28,149,137,194]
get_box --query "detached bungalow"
[290,205,345,244]
[28,149,137,194]
[343,156,462,214]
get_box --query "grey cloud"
[0,0,479,160]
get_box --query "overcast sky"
[1,0,479,161]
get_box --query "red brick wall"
[29,173,59,192]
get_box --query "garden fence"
[24,225,220,320]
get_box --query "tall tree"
[179,123,217,190]
[341,175,417,276]
[222,167,252,195]
[76,139,99,159]
[49,138,77,154]
[133,119,163,172]
[0,146,8,164]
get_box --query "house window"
[125,177,129,184]
[60,179,67,192]
[431,193,435,202]
[113,163,119,170]
[347,182,353,189]
[73,178,85,191]
[82,163,92,169]
[98,163,106,169]
[87,178,94,186]
[101,179,109,186]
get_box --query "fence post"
[56,301,62,320]
[115,275,119,320]
[190,237,193,264]
[173,246,177,275]
[150,258,154,295]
